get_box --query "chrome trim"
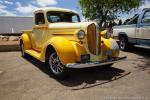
[134,45,150,49]
[66,56,127,68]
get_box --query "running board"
[134,45,150,49]
[25,49,44,62]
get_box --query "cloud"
[15,0,58,16]
[140,0,150,9]
[16,2,38,16]
[0,4,16,16]
[35,0,58,7]
[0,9,16,16]
[0,4,6,9]
[4,1,13,5]
[0,0,3,3]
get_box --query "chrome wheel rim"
[49,53,64,75]
[120,38,126,50]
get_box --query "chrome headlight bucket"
[77,30,85,40]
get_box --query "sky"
[0,0,150,22]
[0,0,81,16]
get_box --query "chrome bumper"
[66,56,127,68]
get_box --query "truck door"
[139,10,150,47]
[33,12,46,51]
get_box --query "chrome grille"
[87,23,97,55]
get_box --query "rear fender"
[20,33,31,49]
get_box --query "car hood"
[48,22,97,31]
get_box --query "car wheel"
[119,37,128,51]
[20,42,27,57]
[46,52,68,79]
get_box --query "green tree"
[118,19,122,25]
[79,0,142,28]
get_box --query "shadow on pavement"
[131,47,150,58]
[129,47,150,71]
[58,67,130,90]
[24,55,129,89]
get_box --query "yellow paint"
[20,8,120,64]
[21,33,31,50]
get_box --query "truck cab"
[20,7,126,79]
[113,8,150,51]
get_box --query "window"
[127,15,139,25]
[47,11,80,23]
[49,16,61,22]
[35,13,45,25]
[142,11,150,24]
[72,15,79,23]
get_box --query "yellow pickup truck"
[20,7,126,79]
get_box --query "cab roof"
[34,7,78,14]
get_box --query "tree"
[79,0,142,28]
[118,19,122,25]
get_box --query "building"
[0,16,33,34]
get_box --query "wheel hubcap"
[49,53,64,75]
[120,39,125,50]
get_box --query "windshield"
[47,11,80,23]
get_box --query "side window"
[142,11,150,24]
[72,15,78,23]
[35,13,45,25]
[127,15,139,25]
[48,16,61,22]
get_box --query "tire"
[119,37,129,51]
[46,52,68,79]
[20,42,27,57]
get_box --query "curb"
[0,44,20,52]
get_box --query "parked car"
[113,8,150,51]
[20,7,126,79]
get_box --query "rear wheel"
[46,52,68,79]
[20,42,27,57]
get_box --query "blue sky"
[0,0,81,16]
[0,0,150,22]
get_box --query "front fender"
[101,37,119,58]
[20,33,31,49]
[42,37,87,64]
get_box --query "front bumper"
[66,56,127,68]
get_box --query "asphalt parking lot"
[0,48,150,100]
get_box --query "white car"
[113,8,150,51]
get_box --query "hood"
[48,22,97,31]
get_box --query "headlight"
[77,30,85,40]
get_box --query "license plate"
[81,54,90,63]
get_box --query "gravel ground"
[0,48,150,100]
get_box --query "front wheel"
[119,37,128,51]
[46,52,68,79]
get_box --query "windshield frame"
[46,11,80,23]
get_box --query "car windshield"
[47,11,80,23]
